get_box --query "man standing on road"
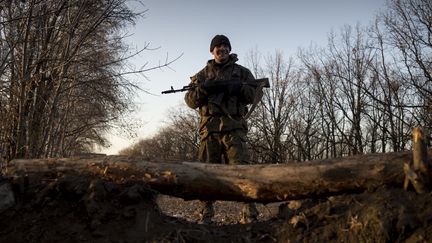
[184,34,259,224]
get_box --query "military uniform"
[185,53,259,224]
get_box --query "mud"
[0,170,431,242]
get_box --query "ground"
[1,165,432,242]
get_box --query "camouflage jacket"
[184,54,256,137]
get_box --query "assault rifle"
[161,78,270,94]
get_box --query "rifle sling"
[244,80,267,119]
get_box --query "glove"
[196,83,208,96]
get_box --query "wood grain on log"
[4,151,415,203]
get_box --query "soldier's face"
[211,44,230,64]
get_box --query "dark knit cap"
[210,35,231,52]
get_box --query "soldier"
[184,34,259,224]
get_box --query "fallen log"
[3,150,421,203]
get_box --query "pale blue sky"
[98,0,387,154]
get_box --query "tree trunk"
[5,150,422,203]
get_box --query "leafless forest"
[1,0,431,164]
[121,0,432,164]
[0,0,179,161]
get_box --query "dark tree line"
[119,106,200,161]
[121,0,432,163]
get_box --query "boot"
[239,202,258,224]
[198,201,214,224]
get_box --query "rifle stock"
[245,78,270,88]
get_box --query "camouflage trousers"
[198,129,258,223]
[198,129,250,164]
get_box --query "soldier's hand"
[196,83,209,96]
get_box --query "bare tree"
[0,0,177,160]
[247,51,297,163]
[380,0,432,128]
[364,20,415,152]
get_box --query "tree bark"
[4,150,421,203]
[403,128,432,193]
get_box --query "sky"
[96,0,387,155]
